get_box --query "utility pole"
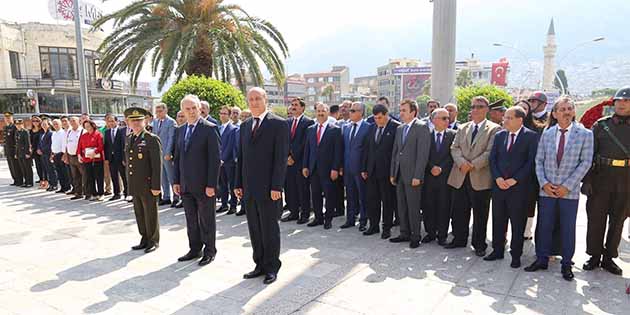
[73,0,90,114]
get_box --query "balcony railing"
[1,75,151,97]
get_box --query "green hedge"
[454,84,513,122]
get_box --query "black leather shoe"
[131,243,147,250]
[389,236,410,243]
[601,257,623,275]
[381,230,391,239]
[296,218,309,225]
[198,255,215,266]
[409,240,420,249]
[444,242,466,249]
[109,195,121,201]
[582,256,601,271]
[178,251,202,262]
[483,251,504,261]
[70,195,84,200]
[243,269,265,279]
[175,200,183,207]
[307,220,323,227]
[263,273,277,285]
[46,186,57,192]
[235,210,246,216]
[437,238,447,246]
[226,208,237,215]
[171,200,179,208]
[144,243,159,253]
[280,214,299,222]
[157,199,170,206]
[474,248,486,257]
[358,224,367,232]
[55,189,66,194]
[421,235,436,244]
[510,257,521,268]
[561,265,574,281]
[363,227,379,236]
[324,221,332,230]
[216,205,229,213]
[524,261,548,272]
[340,222,355,229]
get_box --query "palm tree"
[91,0,289,92]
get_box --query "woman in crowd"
[29,115,45,187]
[77,120,105,201]
[38,118,58,192]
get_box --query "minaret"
[542,18,557,91]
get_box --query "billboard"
[48,0,103,25]
[402,74,431,100]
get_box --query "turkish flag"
[491,61,509,86]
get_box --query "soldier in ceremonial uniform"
[3,111,22,186]
[125,107,163,254]
[582,86,630,276]
[15,119,33,187]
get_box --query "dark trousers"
[17,157,33,185]
[310,169,336,223]
[586,190,629,258]
[68,155,84,196]
[345,172,367,225]
[6,153,22,184]
[285,164,311,219]
[53,153,70,190]
[245,196,282,274]
[396,179,423,241]
[84,161,104,196]
[423,177,451,240]
[366,175,396,231]
[40,154,57,185]
[535,197,579,266]
[109,161,127,196]
[182,192,217,256]
[132,190,160,244]
[33,153,43,181]
[219,162,237,209]
[491,190,527,258]
[335,175,345,215]
[451,176,491,250]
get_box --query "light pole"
[73,0,90,114]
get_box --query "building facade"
[303,66,350,107]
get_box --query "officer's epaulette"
[596,116,613,124]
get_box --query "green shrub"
[454,84,513,122]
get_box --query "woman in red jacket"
[78,120,105,201]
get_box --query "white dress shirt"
[251,110,269,131]
[51,129,65,154]
[66,127,84,155]
[505,126,523,150]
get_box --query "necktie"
[317,124,323,145]
[376,127,384,143]
[158,119,163,131]
[252,118,260,137]
[402,125,410,144]
[220,125,224,136]
[291,118,298,139]
[436,132,442,152]
[507,133,515,152]
[111,128,115,143]
[556,129,567,166]
[471,124,479,144]
[350,123,357,143]
[184,124,194,150]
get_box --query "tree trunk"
[185,36,213,77]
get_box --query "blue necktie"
[184,124,194,150]
[471,124,479,144]
[350,123,357,144]
[436,132,442,152]
[402,125,410,144]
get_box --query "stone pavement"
[0,162,629,315]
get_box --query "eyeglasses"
[435,117,449,121]
[471,105,487,110]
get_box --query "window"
[91,96,124,114]
[328,77,334,83]
[39,47,99,80]
[0,93,33,114]
[307,78,315,83]
[66,94,82,114]
[38,92,65,113]
[318,77,324,82]
[9,51,21,79]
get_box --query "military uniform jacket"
[587,115,630,193]
[125,130,162,196]
[15,129,31,159]
[3,124,17,155]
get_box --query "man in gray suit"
[389,99,431,248]
[153,103,178,207]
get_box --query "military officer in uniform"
[582,86,630,276]
[125,107,163,253]
[15,119,33,187]
[3,111,22,186]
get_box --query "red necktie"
[290,118,298,139]
[507,133,515,152]
[556,129,567,166]
[316,124,323,145]
[252,118,260,137]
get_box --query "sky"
[2,0,629,94]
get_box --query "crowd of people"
[2,86,629,285]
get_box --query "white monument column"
[431,0,457,104]
[542,19,557,91]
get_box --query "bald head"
[247,87,268,117]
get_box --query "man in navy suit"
[104,115,128,200]
[485,107,539,268]
[282,97,314,223]
[173,95,221,267]
[217,105,239,214]
[302,103,342,229]
[235,87,289,285]
[200,100,219,125]
[361,104,400,238]
[340,102,372,230]
[366,96,399,124]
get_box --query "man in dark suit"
[235,87,289,285]
[341,102,372,230]
[485,107,539,268]
[104,115,128,200]
[282,97,314,223]
[3,112,22,186]
[200,100,219,125]
[173,95,221,267]
[366,96,399,124]
[217,105,239,214]
[361,104,400,239]
[302,103,342,229]
[423,108,456,245]
[445,103,460,130]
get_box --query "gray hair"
[315,102,329,111]
[552,95,575,112]
[180,94,201,109]
[199,100,210,109]
[444,103,458,112]
[352,102,365,115]
[431,108,449,119]
[155,102,168,111]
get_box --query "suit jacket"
[219,122,239,164]
[205,115,218,125]
[39,130,53,156]
[303,122,342,179]
[425,129,456,184]
[447,120,501,190]
[362,119,400,179]
[104,127,127,163]
[235,112,289,201]
[366,114,399,124]
[16,129,31,158]
[535,122,593,200]
[125,130,162,195]
[390,119,431,184]
[342,120,372,175]
[489,127,539,194]
[152,116,177,158]
[173,118,221,194]
[288,115,314,169]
